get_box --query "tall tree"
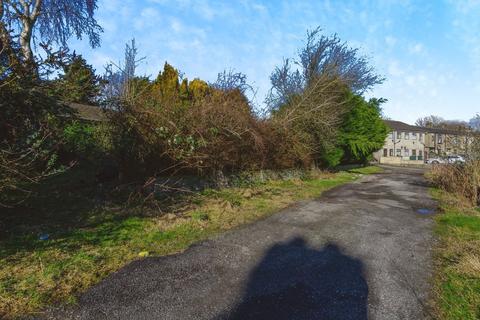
[266,27,383,167]
[154,62,180,101]
[102,39,145,103]
[339,94,389,163]
[0,0,102,72]
[266,27,383,111]
[53,54,100,104]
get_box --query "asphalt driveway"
[48,166,436,320]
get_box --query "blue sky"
[69,0,480,124]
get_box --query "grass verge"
[431,188,480,320]
[0,166,380,319]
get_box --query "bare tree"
[415,115,446,128]
[0,0,102,72]
[102,39,146,104]
[266,27,383,111]
[415,115,472,132]
[265,59,303,110]
[211,69,255,97]
[299,27,383,93]
[470,114,480,131]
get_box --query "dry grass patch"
[427,161,480,206]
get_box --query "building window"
[412,132,417,140]
[388,132,393,139]
[383,149,388,157]
[412,149,417,156]
[397,131,402,140]
[389,149,394,156]
[405,149,410,156]
[396,149,401,157]
[405,132,410,140]
[438,135,443,143]
[419,133,423,141]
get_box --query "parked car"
[425,157,445,164]
[446,155,466,164]
[425,155,465,164]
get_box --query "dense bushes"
[106,63,269,179]
[428,162,480,206]
[98,30,388,180]
[1,28,389,202]
[0,76,69,206]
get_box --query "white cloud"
[195,0,215,20]
[133,7,161,30]
[387,60,404,77]
[408,43,424,55]
[385,36,397,48]
[448,0,480,72]
[170,18,183,33]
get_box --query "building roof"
[383,120,425,133]
[417,126,468,135]
[68,103,107,122]
[384,119,474,136]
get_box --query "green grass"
[431,189,480,320]
[347,165,384,175]
[0,165,380,319]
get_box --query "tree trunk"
[20,18,34,66]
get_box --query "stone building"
[373,120,473,165]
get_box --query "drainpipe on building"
[392,138,400,158]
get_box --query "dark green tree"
[339,93,389,163]
[53,54,101,104]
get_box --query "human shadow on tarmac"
[218,237,368,320]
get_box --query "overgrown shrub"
[107,68,268,179]
[62,121,97,156]
[428,162,480,207]
[0,76,69,206]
